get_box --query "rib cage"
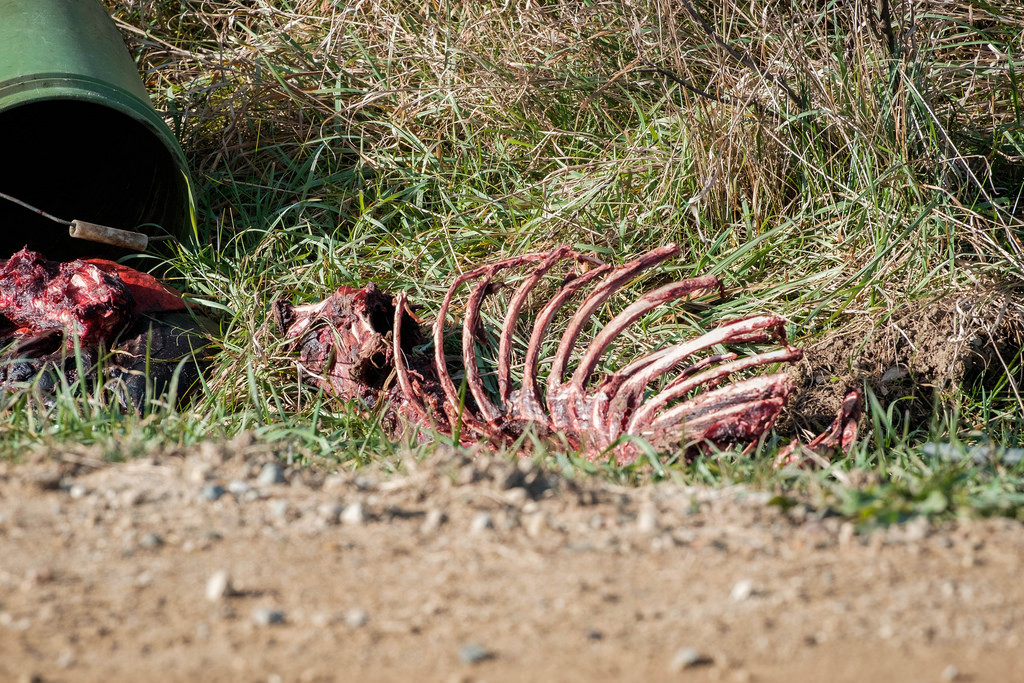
[275,244,806,464]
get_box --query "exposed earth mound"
[789,291,1023,433]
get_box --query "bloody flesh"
[0,247,133,346]
[0,248,206,409]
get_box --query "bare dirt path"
[2,441,1023,682]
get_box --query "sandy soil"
[2,440,1023,683]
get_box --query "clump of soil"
[788,291,1023,432]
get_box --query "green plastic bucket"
[0,0,190,259]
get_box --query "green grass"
[4,0,1023,522]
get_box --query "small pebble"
[469,512,493,534]
[524,513,546,538]
[636,505,659,534]
[310,612,334,628]
[69,484,88,499]
[205,570,234,601]
[354,475,377,490]
[197,442,223,462]
[188,460,214,483]
[503,487,528,506]
[585,628,603,641]
[341,502,365,526]
[731,578,755,602]
[252,608,286,626]
[23,567,54,586]
[257,463,286,486]
[121,490,144,507]
[668,647,712,672]
[941,665,960,681]
[323,474,347,490]
[56,648,75,669]
[138,533,164,549]
[420,508,445,534]
[228,480,251,496]
[318,501,344,525]
[904,516,930,542]
[345,608,369,628]
[270,499,290,519]
[838,522,855,548]
[200,484,226,502]
[1,613,31,630]
[458,642,494,664]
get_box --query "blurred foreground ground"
[1,443,1023,682]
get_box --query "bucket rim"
[0,72,189,173]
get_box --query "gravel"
[458,642,494,664]
[205,570,233,602]
[270,499,290,519]
[420,508,444,533]
[257,463,286,486]
[227,480,251,496]
[200,484,226,501]
[636,504,658,534]
[345,608,369,628]
[55,648,75,669]
[524,512,546,537]
[29,470,62,491]
[469,512,493,534]
[318,501,344,525]
[138,533,164,549]
[341,502,365,526]
[252,608,286,626]
[730,578,756,602]
[5,442,1023,682]
[668,647,712,672]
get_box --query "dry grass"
[30,0,1015,465]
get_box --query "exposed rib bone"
[495,247,601,406]
[275,245,819,466]
[773,386,862,468]
[591,351,738,442]
[600,315,788,437]
[628,346,803,434]
[393,292,430,426]
[545,245,684,435]
[646,373,793,432]
[496,247,570,405]
[462,265,505,426]
[570,275,723,390]
[515,263,611,427]
[432,255,547,437]
[547,244,681,392]
[637,375,792,454]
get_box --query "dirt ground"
[2,440,1023,683]
[788,291,1022,433]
